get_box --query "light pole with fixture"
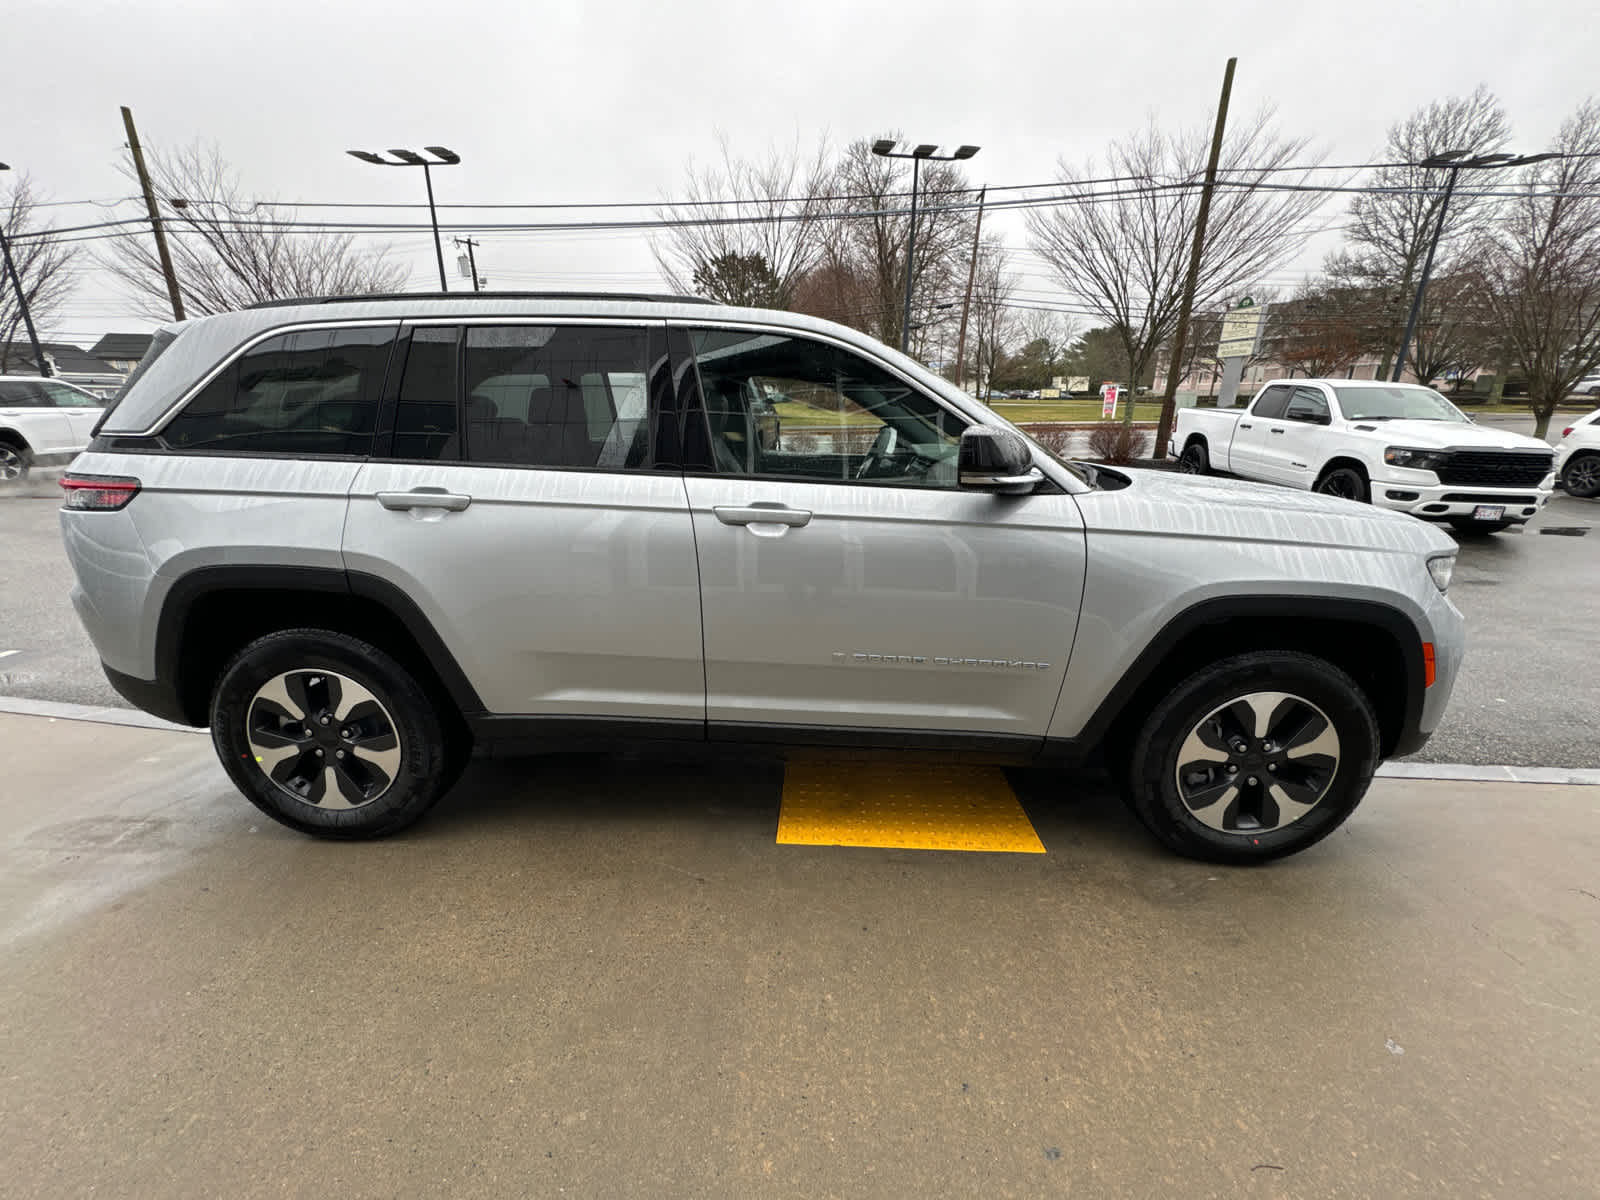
[870,139,979,353]
[1390,148,1556,382]
[0,162,50,377]
[347,147,461,291]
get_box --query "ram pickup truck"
[1172,379,1556,533]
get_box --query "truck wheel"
[210,629,455,839]
[1561,452,1600,498]
[1125,651,1379,864]
[1177,441,1209,474]
[1315,466,1368,503]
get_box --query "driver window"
[689,329,964,488]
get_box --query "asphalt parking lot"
[2,713,1596,1197]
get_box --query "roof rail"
[245,291,715,310]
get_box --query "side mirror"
[958,426,1042,495]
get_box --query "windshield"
[1335,385,1466,422]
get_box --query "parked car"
[60,295,1465,863]
[1554,407,1600,498]
[0,376,105,481]
[1570,375,1600,398]
[1173,379,1556,535]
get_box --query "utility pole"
[120,106,185,321]
[1153,56,1235,453]
[0,162,50,377]
[454,236,482,292]
[954,185,987,391]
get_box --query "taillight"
[1562,427,1574,437]
[60,473,140,511]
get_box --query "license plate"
[1472,505,1505,521]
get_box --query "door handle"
[377,488,472,512]
[1270,427,1286,434]
[714,504,812,528]
[1239,422,1253,429]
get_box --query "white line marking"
[0,650,19,661]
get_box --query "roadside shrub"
[1026,428,1076,456]
[1087,423,1149,464]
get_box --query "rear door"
[341,320,705,729]
[1229,385,1291,479]
[42,381,105,449]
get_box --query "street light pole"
[1391,149,1556,383]
[0,162,50,377]
[347,147,461,292]
[871,139,980,354]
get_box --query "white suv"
[0,376,105,480]
[1555,408,1600,497]
[58,294,1467,863]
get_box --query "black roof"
[89,332,154,360]
[0,342,120,376]
[245,290,714,310]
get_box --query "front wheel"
[1562,452,1600,498]
[1314,466,1369,503]
[210,629,455,838]
[1125,651,1380,863]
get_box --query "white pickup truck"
[0,376,106,481]
[1171,378,1556,534]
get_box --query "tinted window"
[1286,387,1328,423]
[43,381,100,408]
[691,329,964,488]
[163,326,393,455]
[392,327,459,461]
[0,381,47,407]
[1252,386,1292,419]
[461,326,651,469]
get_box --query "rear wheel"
[210,629,455,838]
[1177,440,1210,474]
[1562,452,1600,498]
[0,441,29,482]
[1314,465,1368,503]
[1125,651,1380,863]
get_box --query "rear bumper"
[1370,475,1555,522]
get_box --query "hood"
[1352,418,1552,453]
[1075,468,1457,556]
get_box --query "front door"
[342,321,705,726]
[676,325,1085,747]
[1272,386,1333,488]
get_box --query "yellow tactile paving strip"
[776,762,1046,853]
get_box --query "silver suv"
[60,294,1465,862]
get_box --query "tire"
[1177,440,1210,475]
[1448,517,1514,535]
[1125,651,1380,864]
[210,629,455,839]
[1561,451,1600,498]
[1314,465,1369,503]
[0,441,30,483]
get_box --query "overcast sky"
[5,0,1593,346]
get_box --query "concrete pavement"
[2,711,1596,1198]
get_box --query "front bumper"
[1370,474,1555,522]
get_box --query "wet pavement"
[2,712,1596,1197]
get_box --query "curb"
[1,695,1597,784]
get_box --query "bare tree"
[1265,280,1380,379]
[1027,111,1326,424]
[652,134,833,307]
[961,237,1016,401]
[817,136,976,348]
[1478,99,1600,438]
[0,173,76,371]
[1326,86,1510,375]
[99,142,407,319]
[1408,269,1498,389]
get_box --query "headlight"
[1385,446,1451,471]
[1426,552,1455,593]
